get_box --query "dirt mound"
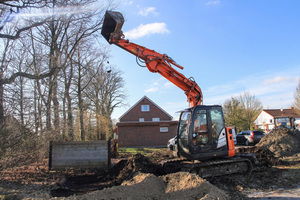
[113,153,160,183]
[69,172,229,200]
[236,146,278,167]
[50,154,161,197]
[256,128,300,158]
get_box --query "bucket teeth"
[101,11,125,43]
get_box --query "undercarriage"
[161,156,254,178]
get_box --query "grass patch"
[118,147,167,156]
[0,193,19,200]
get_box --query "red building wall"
[119,97,172,122]
[117,121,178,147]
[117,96,178,147]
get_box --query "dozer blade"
[101,11,125,44]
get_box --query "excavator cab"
[101,11,125,44]
[274,116,295,130]
[175,105,235,160]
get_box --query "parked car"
[167,136,176,150]
[236,130,264,146]
[231,127,237,144]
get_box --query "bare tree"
[0,0,122,169]
[0,36,55,123]
[293,80,300,113]
[84,55,126,139]
[223,97,245,132]
[223,91,262,132]
[29,0,109,134]
[0,1,50,39]
[72,43,100,141]
[239,92,263,130]
[1,0,118,134]
[62,57,74,139]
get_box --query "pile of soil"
[68,172,229,200]
[49,154,162,197]
[115,153,160,180]
[256,128,300,158]
[236,146,278,167]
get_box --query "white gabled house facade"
[253,111,276,132]
[254,108,300,132]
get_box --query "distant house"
[116,96,178,147]
[254,107,300,132]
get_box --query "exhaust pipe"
[101,11,125,44]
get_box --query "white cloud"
[205,0,221,6]
[124,22,170,39]
[19,5,96,18]
[145,87,159,93]
[203,71,299,109]
[145,78,176,93]
[264,76,294,85]
[124,1,133,6]
[138,7,158,17]
[164,82,174,89]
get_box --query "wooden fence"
[49,140,110,170]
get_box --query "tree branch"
[1,67,58,85]
[0,21,46,40]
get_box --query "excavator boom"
[101,11,202,107]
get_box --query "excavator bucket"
[101,11,125,44]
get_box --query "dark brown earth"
[0,128,299,199]
[256,128,300,158]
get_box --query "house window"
[141,105,150,112]
[139,118,145,122]
[152,118,160,122]
[160,127,169,132]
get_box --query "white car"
[167,136,176,150]
[232,128,237,144]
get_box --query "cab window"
[210,107,224,139]
[193,110,207,132]
[178,111,191,139]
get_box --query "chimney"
[290,107,294,110]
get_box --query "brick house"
[254,107,300,132]
[116,96,178,147]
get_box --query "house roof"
[263,109,300,118]
[118,95,173,121]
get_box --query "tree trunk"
[62,93,66,139]
[46,83,52,130]
[77,64,85,141]
[34,82,39,134]
[19,76,24,126]
[0,81,3,123]
[78,90,85,141]
[52,74,60,134]
[67,91,73,140]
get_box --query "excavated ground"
[0,128,299,199]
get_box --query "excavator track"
[161,157,253,178]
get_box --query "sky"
[100,0,300,121]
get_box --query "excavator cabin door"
[177,105,229,160]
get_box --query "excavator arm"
[101,11,202,107]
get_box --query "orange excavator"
[101,11,254,177]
